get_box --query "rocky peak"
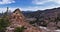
[6,9,41,32]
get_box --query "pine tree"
[0,7,10,32]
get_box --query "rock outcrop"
[6,8,41,32]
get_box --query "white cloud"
[0,7,22,13]
[53,0,60,4]
[32,0,60,5]
[0,7,40,13]
[0,0,15,4]
[30,0,60,11]
[32,0,51,5]
[23,6,59,11]
[0,5,60,13]
[0,7,41,13]
[21,4,60,11]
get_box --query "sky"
[0,0,60,13]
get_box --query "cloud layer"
[23,0,60,11]
[0,0,15,4]
[32,0,60,5]
[0,7,23,13]
[0,0,60,12]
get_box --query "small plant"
[14,26,27,32]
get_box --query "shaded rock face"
[6,9,41,32]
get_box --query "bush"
[0,18,10,32]
[14,26,27,32]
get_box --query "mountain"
[6,8,41,32]
[22,7,60,29]
[22,7,60,18]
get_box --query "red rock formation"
[6,8,41,32]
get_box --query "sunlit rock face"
[6,8,41,32]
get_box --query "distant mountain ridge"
[22,7,60,18]
[22,7,60,29]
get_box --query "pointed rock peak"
[12,8,25,20]
[13,8,22,13]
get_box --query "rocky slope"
[22,7,60,29]
[6,9,41,32]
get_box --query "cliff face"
[6,9,41,32]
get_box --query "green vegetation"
[0,8,10,32]
[14,26,27,32]
[0,18,10,32]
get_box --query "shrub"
[14,26,27,32]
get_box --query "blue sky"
[0,0,60,13]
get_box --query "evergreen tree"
[0,7,10,32]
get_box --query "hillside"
[0,7,60,32]
[23,7,60,18]
[6,9,41,32]
[22,7,60,30]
